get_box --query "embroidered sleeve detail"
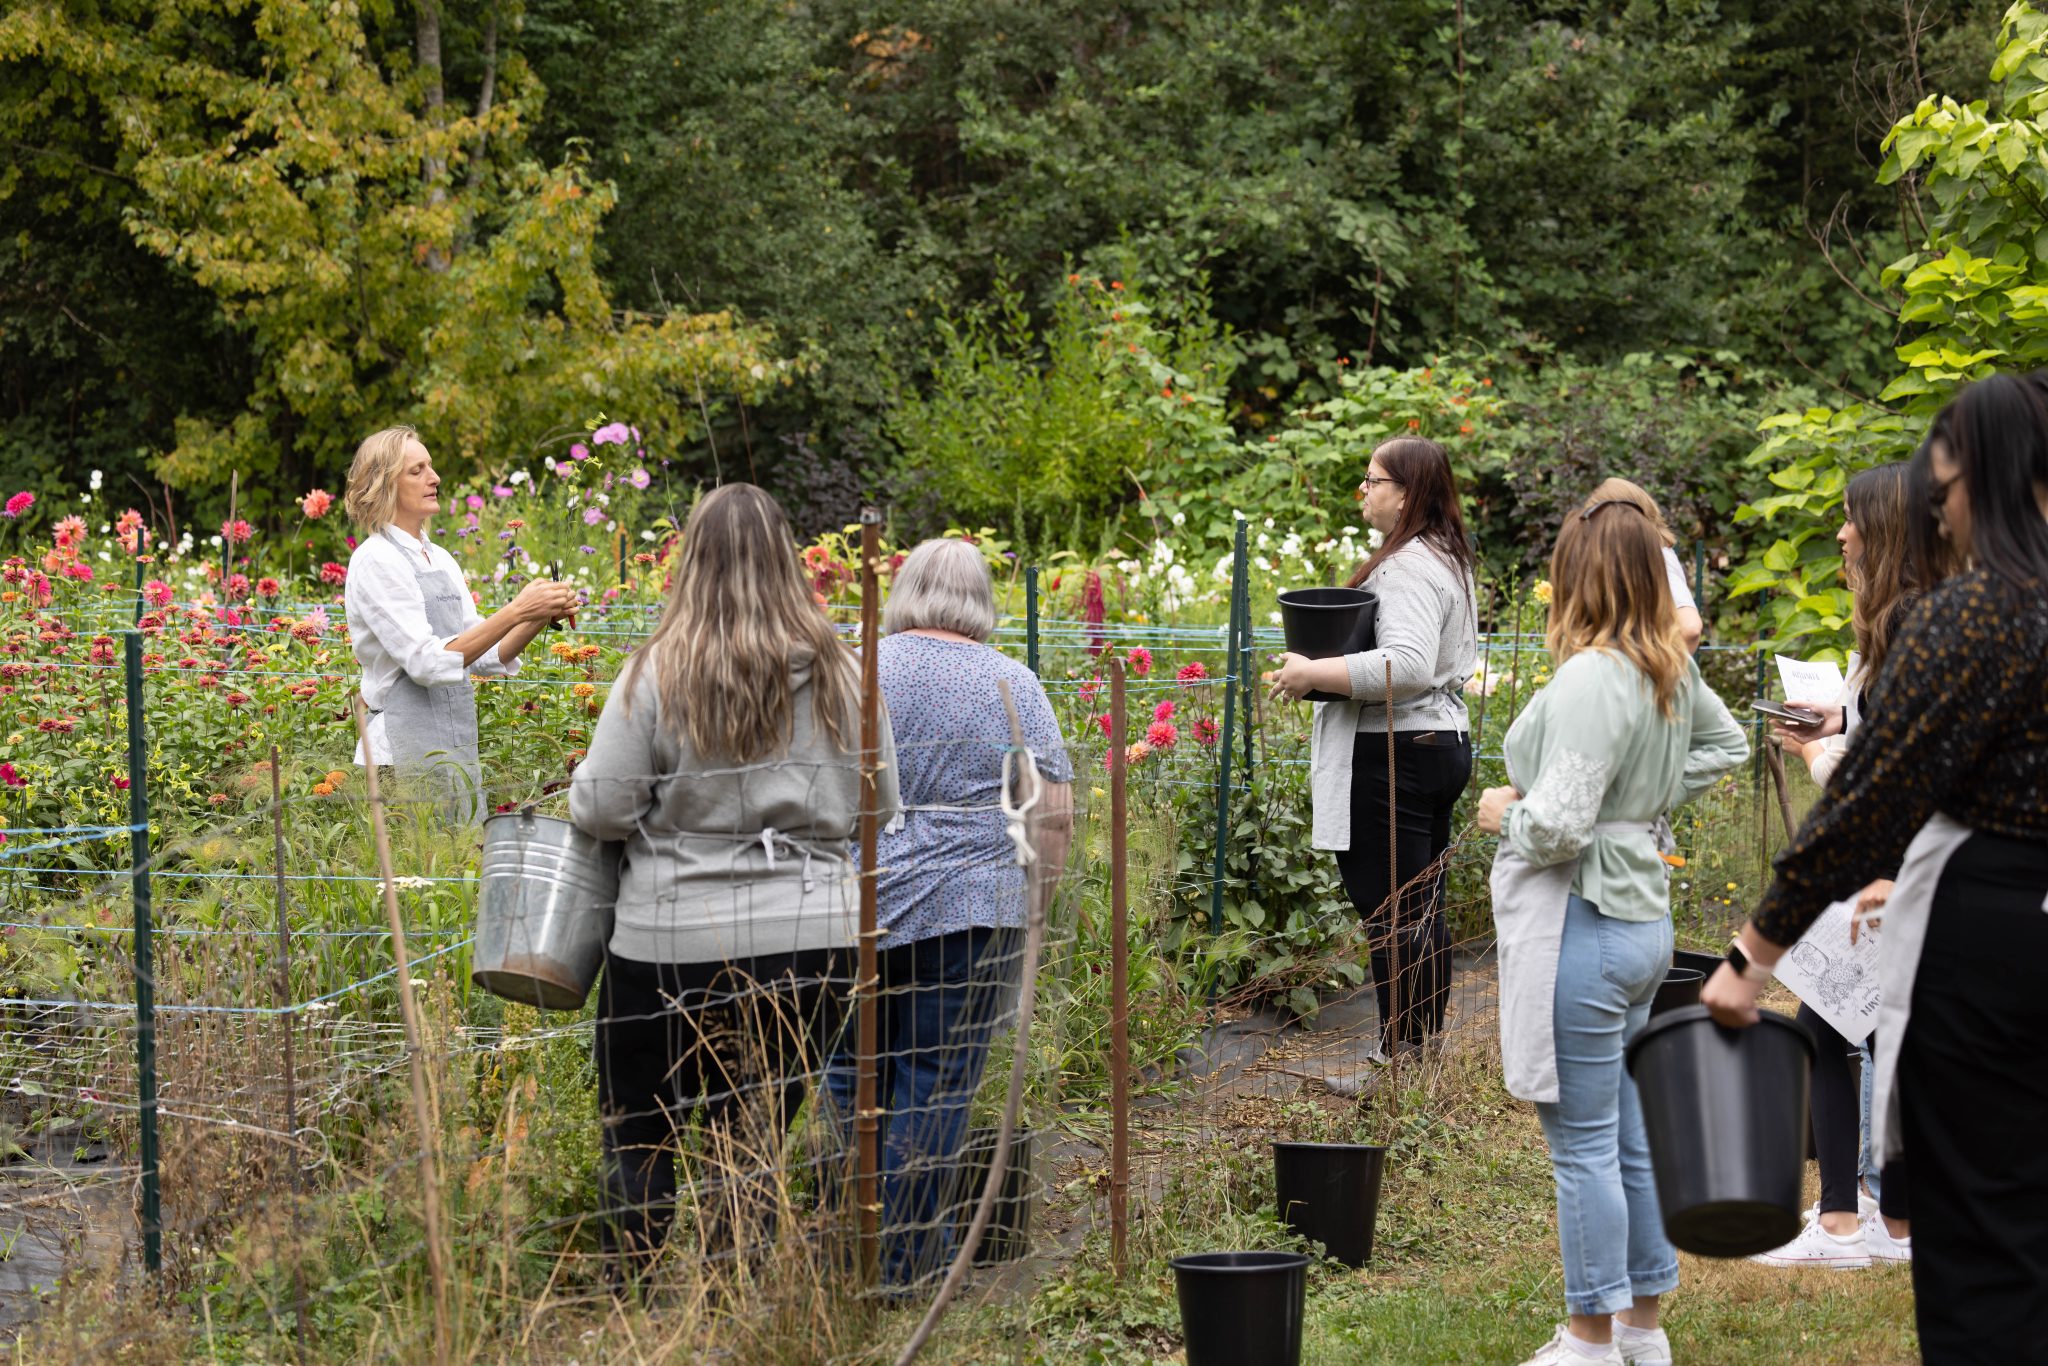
[1508,746,1612,867]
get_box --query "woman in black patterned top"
[1704,372,2048,1362]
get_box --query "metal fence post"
[855,508,884,1288]
[1025,565,1040,676]
[1209,520,1247,942]
[122,633,161,1275]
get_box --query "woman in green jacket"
[1476,493,1747,1366]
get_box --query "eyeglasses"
[1356,475,1402,499]
[1927,471,1960,512]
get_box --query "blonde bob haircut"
[624,484,860,765]
[1546,495,1689,720]
[344,425,424,533]
[884,538,999,642]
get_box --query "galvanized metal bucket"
[472,810,622,1011]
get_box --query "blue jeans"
[1857,1041,1882,1202]
[1535,895,1680,1317]
[823,927,1019,1287]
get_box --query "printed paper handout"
[1775,654,1846,707]
[1770,898,1881,1045]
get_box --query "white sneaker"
[1614,1321,1672,1366]
[1748,1213,1871,1269]
[1519,1325,1625,1365]
[1862,1210,1912,1264]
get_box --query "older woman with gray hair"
[823,536,1073,1289]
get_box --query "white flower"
[207,535,223,549]
[1268,611,1282,625]
[1340,525,1357,537]
[1170,511,1186,526]
[543,456,558,471]
[1263,517,1275,529]
[1256,533,1270,549]
[641,530,657,542]
[387,876,433,890]
[98,551,112,562]
[1233,508,1248,521]
[89,470,104,490]
[508,470,529,485]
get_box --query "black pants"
[594,948,847,1276]
[1898,832,2048,1363]
[1801,1003,1909,1221]
[1332,729,1472,1050]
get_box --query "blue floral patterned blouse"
[873,634,1074,948]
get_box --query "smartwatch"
[1725,938,1774,984]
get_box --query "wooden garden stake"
[352,698,450,1366]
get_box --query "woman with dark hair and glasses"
[1705,371,2048,1361]
[1268,437,1479,1057]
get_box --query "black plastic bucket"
[1625,1004,1815,1257]
[1171,1251,1310,1366]
[946,1127,1033,1265]
[1272,1142,1386,1267]
[1672,948,1724,980]
[1277,588,1378,703]
[1650,968,1705,1016]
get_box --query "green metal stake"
[1209,520,1248,941]
[1752,650,1769,786]
[1024,566,1040,677]
[1236,539,1261,906]
[1693,541,1707,617]
[123,632,162,1275]
[132,556,145,627]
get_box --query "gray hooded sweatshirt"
[569,647,900,964]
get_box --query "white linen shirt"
[344,525,516,764]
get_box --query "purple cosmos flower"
[466,494,484,511]
[583,507,605,525]
[591,422,631,446]
[629,468,651,490]
[492,485,514,498]
[570,442,590,461]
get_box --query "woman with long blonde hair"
[1477,495,1747,1366]
[571,483,899,1282]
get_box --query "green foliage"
[1735,2,2048,653]
[0,0,786,511]
[889,272,1235,535]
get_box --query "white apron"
[1866,812,1975,1165]
[1490,819,1667,1103]
[369,531,484,823]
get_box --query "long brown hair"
[1345,437,1476,587]
[1546,496,1689,719]
[625,484,859,764]
[1841,463,1921,682]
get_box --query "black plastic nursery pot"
[946,1128,1034,1265]
[1650,968,1706,1017]
[1272,1142,1387,1268]
[1672,949,1725,980]
[1626,1004,1815,1258]
[1171,1251,1311,1366]
[1277,587,1379,703]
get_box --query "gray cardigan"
[1309,542,1478,850]
[569,648,901,964]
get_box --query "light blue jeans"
[1535,895,1681,1317]
[1857,1041,1882,1201]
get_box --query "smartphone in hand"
[1752,698,1823,727]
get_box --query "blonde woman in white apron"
[1476,495,1747,1366]
[342,426,578,819]
[1706,372,2048,1363]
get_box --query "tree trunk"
[416,0,449,271]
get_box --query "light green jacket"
[1501,650,1748,921]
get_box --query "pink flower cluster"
[3,492,34,519]
[300,489,334,519]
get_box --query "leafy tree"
[1734,1,2048,656]
[0,0,784,515]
